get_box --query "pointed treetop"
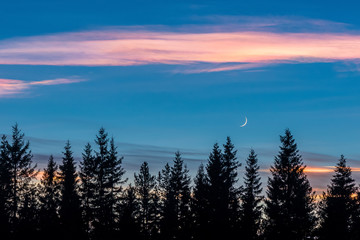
[328,155,356,197]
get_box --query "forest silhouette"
[0,124,359,240]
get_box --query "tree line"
[0,124,359,240]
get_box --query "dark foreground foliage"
[0,124,358,240]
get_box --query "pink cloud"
[29,78,84,85]
[0,78,84,97]
[1,27,360,72]
[178,62,273,73]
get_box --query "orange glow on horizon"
[305,166,360,173]
[304,167,334,173]
[259,166,360,174]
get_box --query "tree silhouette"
[241,149,262,240]
[39,155,61,239]
[135,161,157,240]
[6,124,38,236]
[206,143,225,234]
[92,128,110,238]
[192,163,210,240]
[157,162,172,239]
[118,184,142,240]
[59,141,85,240]
[160,151,192,240]
[79,143,96,237]
[0,123,357,240]
[0,135,11,238]
[351,187,360,240]
[16,183,39,239]
[88,128,127,239]
[105,137,127,236]
[170,151,192,239]
[319,155,357,240]
[222,137,241,237]
[265,129,315,240]
[205,140,241,240]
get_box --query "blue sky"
[1,0,360,191]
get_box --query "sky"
[1,0,360,192]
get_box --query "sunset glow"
[1,30,360,71]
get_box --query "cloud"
[175,62,273,73]
[0,78,84,97]
[1,23,360,72]
[22,135,207,175]
[29,78,84,85]
[189,15,351,33]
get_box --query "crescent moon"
[240,117,248,127]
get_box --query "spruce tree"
[159,163,171,195]
[134,161,157,240]
[192,163,210,240]
[93,127,109,237]
[149,178,162,240]
[39,155,61,239]
[88,128,127,239]
[158,163,172,239]
[0,135,11,238]
[105,137,126,233]
[319,155,357,240]
[59,141,84,240]
[16,183,39,239]
[79,143,96,237]
[118,184,142,240]
[265,129,315,240]
[241,149,262,240]
[159,169,177,240]
[206,143,228,240]
[195,139,241,240]
[222,137,241,236]
[161,151,192,240]
[351,188,360,240]
[170,151,191,240]
[6,124,38,234]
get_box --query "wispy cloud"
[188,16,351,33]
[175,62,273,73]
[1,22,360,72]
[0,78,84,97]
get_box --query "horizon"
[1,124,358,195]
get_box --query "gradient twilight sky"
[1,0,360,192]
